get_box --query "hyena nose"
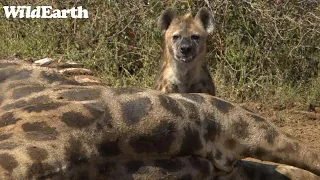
[180,45,191,54]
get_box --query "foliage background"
[0,0,319,106]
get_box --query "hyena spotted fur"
[0,59,319,180]
[154,8,216,95]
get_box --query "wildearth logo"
[3,6,89,18]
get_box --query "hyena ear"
[157,8,175,33]
[195,8,214,34]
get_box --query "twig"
[106,17,135,39]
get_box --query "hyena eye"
[191,35,200,40]
[172,35,181,41]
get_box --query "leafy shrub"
[0,0,319,103]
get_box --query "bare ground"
[241,102,320,156]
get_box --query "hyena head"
[158,8,214,66]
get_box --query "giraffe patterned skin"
[0,59,319,179]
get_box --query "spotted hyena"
[154,8,216,95]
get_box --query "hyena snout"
[180,43,192,54]
[175,38,196,62]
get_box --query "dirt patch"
[241,102,320,153]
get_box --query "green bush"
[0,0,319,104]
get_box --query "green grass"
[0,0,319,105]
